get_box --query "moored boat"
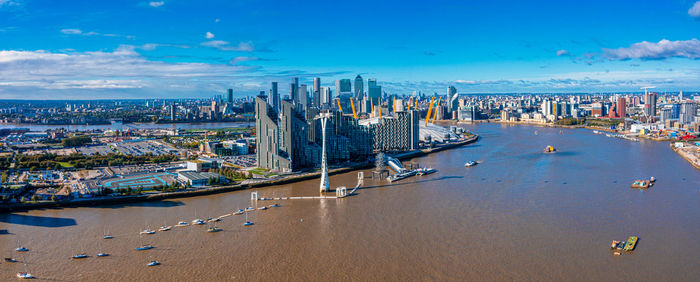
[623,236,638,251]
[544,145,556,153]
[416,167,437,176]
[464,161,478,167]
[96,252,109,257]
[630,180,652,189]
[72,253,88,259]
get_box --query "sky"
[1,0,700,99]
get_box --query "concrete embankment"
[670,143,700,170]
[0,135,479,213]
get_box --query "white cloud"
[149,1,164,8]
[689,1,700,18]
[603,39,700,60]
[201,40,254,52]
[556,50,570,56]
[230,56,259,64]
[60,28,133,39]
[205,32,215,39]
[60,28,83,35]
[0,0,19,7]
[0,47,259,93]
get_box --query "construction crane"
[425,96,435,127]
[641,86,656,95]
[431,96,442,124]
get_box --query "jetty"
[255,172,363,201]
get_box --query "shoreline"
[0,135,479,213]
[670,142,700,171]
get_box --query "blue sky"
[1,0,700,99]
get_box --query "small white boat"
[158,226,171,232]
[416,167,437,176]
[234,209,244,215]
[96,252,109,257]
[140,229,156,235]
[103,235,114,239]
[649,176,656,182]
[243,221,254,226]
[136,245,153,251]
[17,272,34,279]
[15,247,29,252]
[147,260,160,266]
[244,207,255,212]
[191,219,205,225]
[259,206,268,210]
[207,226,222,232]
[176,221,188,227]
[464,161,478,167]
[72,253,88,259]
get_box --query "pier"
[254,172,363,201]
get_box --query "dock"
[254,172,363,201]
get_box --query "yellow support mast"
[431,96,442,124]
[393,97,396,115]
[408,97,413,111]
[336,97,343,112]
[349,98,358,119]
[425,96,435,127]
[378,97,382,118]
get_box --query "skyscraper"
[320,87,332,107]
[313,77,321,107]
[367,78,381,105]
[447,86,458,114]
[298,84,308,112]
[617,97,626,118]
[680,101,697,124]
[335,79,352,94]
[227,89,233,104]
[644,92,657,117]
[268,82,279,113]
[291,77,299,105]
[354,75,364,100]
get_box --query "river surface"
[1,123,699,281]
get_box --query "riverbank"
[670,142,700,170]
[0,135,479,212]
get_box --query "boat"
[207,225,222,232]
[96,252,109,257]
[623,236,638,251]
[416,167,437,176]
[649,176,656,182]
[630,180,652,189]
[387,171,417,183]
[244,207,255,212]
[72,253,88,259]
[147,256,160,266]
[210,218,221,222]
[234,209,244,215]
[191,219,205,225]
[544,146,556,153]
[270,204,280,208]
[176,221,188,227]
[593,130,600,134]
[464,161,478,167]
[259,206,268,210]
[140,228,156,235]
[15,247,29,252]
[5,257,17,262]
[158,225,171,231]
[136,234,153,251]
[103,235,114,239]
[16,272,34,279]
[136,245,154,251]
[243,212,254,226]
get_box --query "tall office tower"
[644,92,657,117]
[298,84,308,112]
[359,110,420,152]
[259,91,265,96]
[228,89,233,104]
[255,96,309,172]
[617,97,626,118]
[679,101,697,124]
[447,86,458,113]
[335,79,352,94]
[367,78,381,105]
[268,82,279,113]
[320,87,333,107]
[354,75,364,100]
[170,103,176,121]
[313,77,321,107]
[291,77,299,105]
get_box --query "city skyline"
[2,0,700,99]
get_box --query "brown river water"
[1,123,699,281]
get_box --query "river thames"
[1,123,699,281]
